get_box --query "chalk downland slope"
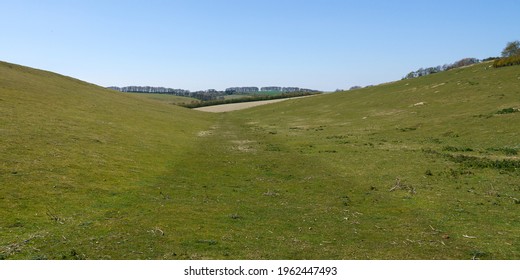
[1,60,520,259]
[0,61,214,259]
[221,62,520,259]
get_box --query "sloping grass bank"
[222,62,520,259]
[0,61,214,259]
[1,61,519,259]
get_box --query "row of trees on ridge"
[403,40,520,79]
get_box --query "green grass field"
[255,91,283,95]
[223,94,251,100]
[122,92,199,106]
[1,60,519,259]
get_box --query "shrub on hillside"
[496,107,520,114]
[493,55,520,68]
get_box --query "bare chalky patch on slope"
[230,140,256,152]
[197,125,219,137]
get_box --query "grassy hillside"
[217,62,520,259]
[1,60,519,259]
[158,61,519,259]
[0,61,214,259]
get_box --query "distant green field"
[122,92,199,105]
[223,94,250,100]
[1,60,520,259]
[226,91,286,98]
[255,91,283,95]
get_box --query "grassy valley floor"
[1,61,519,259]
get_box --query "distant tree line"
[108,86,225,101]
[108,86,189,95]
[224,86,319,94]
[109,85,319,101]
[403,40,520,79]
[224,87,260,94]
[403,58,480,80]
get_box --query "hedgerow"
[493,55,520,68]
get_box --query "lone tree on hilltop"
[501,41,520,57]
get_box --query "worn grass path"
[177,62,520,259]
[136,105,520,259]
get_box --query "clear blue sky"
[2,0,519,91]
